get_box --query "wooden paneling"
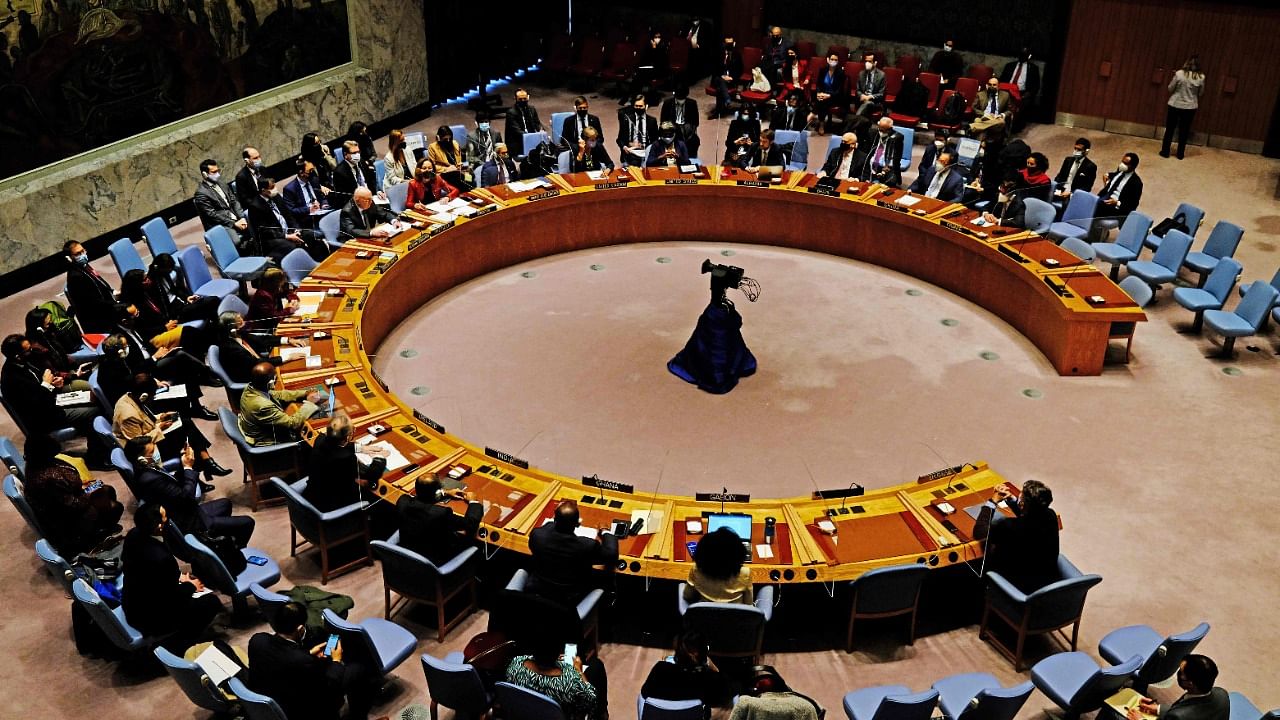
[1058,0,1280,141]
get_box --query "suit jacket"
[233,165,262,208]
[999,60,1041,100]
[480,157,520,187]
[743,142,785,169]
[813,66,846,98]
[819,145,869,180]
[560,112,604,147]
[303,433,385,513]
[1097,170,1144,216]
[133,463,203,532]
[569,143,615,173]
[237,385,311,446]
[281,174,328,220]
[247,632,351,720]
[645,139,691,168]
[217,336,270,384]
[0,360,68,434]
[659,98,700,138]
[908,164,965,201]
[504,103,544,155]
[715,47,743,83]
[426,140,465,171]
[1158,688,1230,720]
[616,111,660,156]
[854,68,886,103]
[918,141,958,174]
[526,523,618,603]
[466,127,504,168]
[112,393,164,446]
[988,502,1060,592]
[990,195,1027,228]
[396,495,484,565]
[769,103,810,131]
[975,89,1012,117]
[120,528,201,636]
[865,131,904,186]
[723,115,762,151]
[338,200,397,240]
[193,179,244,231]
[1053,155,1097,194]
[246,193,304,259]
[65,264,118,334]
[332,159,378,200]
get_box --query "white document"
[428,212,455,224]
[305,355,323,369]
[451,205,477,217]
[425,200,452,214]
[161,416,184,436]
[629,509,664,535]
[755,544,775,559]
[295,291,326,316]
[356,441,410,471]
[586,170,607,181]
[193,644,241,686]
[153,384,188,401]
[895,195,921,207]
[679,164,698,173]
[575,526,600,540]
[278,346,311,362]
[54,390,93,407]
[370,222,398,237]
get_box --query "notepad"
[895,195,921,207]
[305,355,323,368]
[153,384,188,401]
[586,170,607,181]
[356,441,410,471]
[194,644,242,686]
[755,544,774,559]
[54,390,93,407]
[295,291,326,316]
[1106,689,1155,720]
[278,346,311,362]
[370,222,398,236]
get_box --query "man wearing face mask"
[331,139,380,208]
[970,78,1011,136]
[504,87,544,157]
[819,132,868,181]
[909,150,964,201]
[571,127,615,172]
[193,158,250,241]
[340,187,399,240]
[929,40,964,90]
[646,121,691,168]
[769,91,811,132]
[918,129,957,175]
[234,145,265,208]
[561,96,604,148]
[247,177,328,262]
[124,434,255,547]
[629,31,669,104]
[709,36,743,119]
[982,180,1027,229]
[660,85,701,158]
[723,105,762,160]
[282,159,330,224]
[1053,138,1097,206]
[113,371,229,486]
[1096,152,1143,219]
[761,26,787,85]
[854,52,887,117]
[238,361,327,447]
[1000,47,1040,125]
[1,334,112,467]
[866,117,904,187]
[617,95,660,167]
[62,240,118,334]
[467,113,504,178]
[480,143,521,187]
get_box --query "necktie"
[675,103,684,125]
[926,168,946,198]
[497,161,507,184]
[354,163,366,188]
[1068,159,1081,188]
[358,208,366,227]
[989,94,998,115]
[301,181,314,205]
[271,200,289,232]
[1012,63,1023,86]
[874,141,886,167]
[125,329,151,360]
[787,108,794,127]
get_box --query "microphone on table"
[839,481,864,513]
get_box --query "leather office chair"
[550,111,574,144]
[386,181,410,214]
[1022,198,1056,234]
[845,563,929,652]
[638,695,705,720]
[280,247,318,285]
[204,225,268,287]
[321,608,417,679]
[1183,220,1244,287]
[1111,276,1155,362]
[371,531,479,641]
[979,554,1102,671]
[141,217,180,260]
[1174,258,1242,333]
[175,245,240,301]
[318,209,343,250]
[0,386,79,445]
[217,293,250,318]
[1030,652,1143,720]
[1228,691,1280,720]
[1098,621,1210,693]
[932,672,1034,720]
[270,476,371,584]
[1046,190,1099,243]
[35,539,78,595]
[773,130,811,171]
[248,582,290,627]
[1060,236,1097,262]
[497,568,604,650]
[1094,211,1154,280]
[206,346,248,412]
[71,577,153,653]
[0,436,24,479]
[843,685,939,720]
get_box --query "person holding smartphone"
[641,630,734,715]
[503,631,606,720]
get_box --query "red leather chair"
[967,63,994,85]
[954,77,980,109]
[896,54,922,82]
[543,33,573,75]
[600,42,637,82]
[882,66,904,104]
[826,44,850,63]
[918,72,942,111]
[793,40,816,61]
[569,36,606,79]
[930,90,969,134]
[667,35,690,76]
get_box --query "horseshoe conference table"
[276,165,1121,583]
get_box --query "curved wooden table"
[277,167,1117,583]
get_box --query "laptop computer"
[707,513,753,562]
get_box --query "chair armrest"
[444,650,466,665]
[387,530,400,545]
[1057,554,1083,579]
[677,582,691,615]
[245,440,300,457]
[577,588,604,620]
[436,546,479,576]
[754,584,775,622]
[985,571,1028,603]
[284,476,308,493]
[506,568,530,592]
[318,500,369,522]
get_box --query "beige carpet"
[1,81,1278,718]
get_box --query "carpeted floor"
[1,80,1278,719]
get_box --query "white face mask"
[943,45,953,53]
[864,61,874,71]
[1117,163,1129,173]
[119,345,130,358]
[350,153,361,163]
[205,171,221,182]
[934,140,944,149]
[998,193,1009,203]
[150,449,162,465]
[827,60,838,68]
[251,159,262,169]
[1072,150,1084,158]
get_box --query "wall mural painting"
[0,0,350,180]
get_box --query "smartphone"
[246,555,269,566]
[563,643,577,661]
[323,633,339,657]
[83,480,104,494]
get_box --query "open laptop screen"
[707,513,753,541]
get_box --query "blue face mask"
[151,449,163,465]
[478,122,490,131]
[73,253,89,266]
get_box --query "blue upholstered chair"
[980,554,1102,671]
[0,436,24,479]
[1060,236,1097,262]
[141,217,180,260]
[1229,691,1280,720]
[1023,198,1055,235]
[550,111,574,143]
[932,672,1034,720]
[1183,220,1243,287]
[5,473,46,538]
[218,407,300,510]
[1046,190,1098,243]
[639,695,706,720]
[108,237,148,277]
[270,477,371,583]
[386,181,410,214]
[206,346,247,412]
[503,568,604,649]
[774,129,811,171]
[1111,276,1155,362]
[217,293,250,318]
[154,646,239,715]
[450,124,469,149]
[677,581,775,660]
[1030,652,1143,720]
[1203,280,1279,358]
[1,386,78,445]
[1174,258,1241,333]
[332,146,343,164]
[249,582,290,626]
[204,225,268,285]
[321,608,417,678]
[374,159,386,189]
[89,415,116,452]
[318,209,343,250]
[494,681,568,720]
[421,652,493,719]
[1144,202,1205,253]
[521,131,548,162]
[175,245,239,301]
[183,533,281,614]
[280,247,318,285]
[895,126,915,172]
[1126,228,1193,291]
[371,531,480,641]
[1238,267,1280,309]
[845,563,929,652]
[71,577,151,652]
[1099,621,1209,693]
[35,538,77,595]
[842,685,938,720]
[227,677,288,720]
[556,150,572,174]
[1094,211,1153,280]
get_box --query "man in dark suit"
[769,92,810,132]
[1000,48,1041,128]
[248,601,372,720]
[114,303,220,391]
[866,118,904,187]
[660,86,701,158]
[909,150,965,201]
[396,474,484,565]
[722,106,762,168]
[1053,137,1098,209]
[646,122,692,168]
[617,95,660,168]
[710,36,743,119]
[526,500,618,605]
[98,332,211,412]
[561,96,604,148]
[853,52,887,116]
[125,435,255,547]
[331,140,378,208]
[120,504,226,652]
[193,158,249,238]
[233,146,264,209]
[1,334,110,465]
[62,241,118,334]
[216,311,280,384]
[281,159,330,222]
[246,177,328,262]
[480,143,521,187]
[982,180,1028,228]
[1097,152,1144,218]
[1127,655,1230,720]
[504,87,544,157]
[340,188,399,240]
[917,129,958,174]
[819,133,869,181]
[985,479,1060,592]
[742,129,786,171]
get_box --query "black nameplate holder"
[595,181,630,190]
[664,178,699,185]
[485,446,530,469]
[526,189,561,202]
[473,204,498,217]
[412,410,445,434]
[997,244,1030,264]
[736,180,770,188]
[582,476,634,494]
[808,185,839,197]
[875,199,910,213]
[695,492,751,503]
[941,220,975,236]
[811,486,865,500]
[428,220,456,238]
[918,466,963,483]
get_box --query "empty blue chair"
[845,563,929,652]
[1060,236,1097,262]
[203,225,268,284]
[1184,220,1244,287]
[386,180,410,213]
[1126,228,1193,290]
[1093,211,1153,280]
[176,245,238,300]
[321,608,417,678]
[184,533,281,614]
[1109,275,1156,362]
[1046,190,1098,243]
[318,209,343,249]
[450,124,469,149]
[678,581,775,660]
[1145,202,1205,253]
[88,369,110,413]
[843,685,938,720]
[227,677,289,720]
[981,554,1102,671]
[154,646,239,715]
[140,217,179,260]
[550,111,574,143]
[5,473,46,538]
[35,538,78,594]
[521,131,547,161]
[1174,258,1241,333]
[71,577,150,652]
[556,150,572,174]
[108,237,147,277]
[494,681,568,720]
[1030,652,1143,720]
[932,672,1034,720]
[1203,280,1279,358]
[774,129,810,171]
[1023,198,1055,235]
[374,158,386,189]
[217,292,250,319]
[90,415,116,451]
[271,476,372,583]
[280,247,317,285]
[1099,622,1210,693]
[249,582,291,626]
[421,652,493,719]
[895,126,915,172]
[1238,267,1280,309]
[639,695,705,719]
[371,531,479,641]
[1229,691,1280,720]
[506,568,605,649]
[1,436,26,479]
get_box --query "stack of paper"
[295,292,326,316]
[278,346,311,362]
[896,195,921,207]
[356,441,410,471]
[54,390,93,407]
